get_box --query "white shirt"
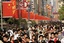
[0,40,3,43]
[8,30,13,36]
[61,38,64,43]
[14,34,19,40]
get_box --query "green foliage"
[7,18,27,27]
[31,20,36,26]
[59,14,64,20]
[21,19,27,24]
[58,6,64,20]
[7,18,14,24]
[13,19,20,25]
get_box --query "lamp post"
[27,0,32,41]
[28,4,30,21]
[18,0,21,28]
[1,0,4,31]
[27,0,32,27]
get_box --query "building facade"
[52,0,59,20]
[27,0,45,15]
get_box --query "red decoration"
[21,9,28,19]
[30,12,35,20]
[2,2,13,18]
[13,9,19,19]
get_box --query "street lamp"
[27,0,32,27]
[1,0,4,31]
[17,0,22,28]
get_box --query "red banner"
[11,0,16,15]
[2,2,13,18]
[13,9,19,19]
[21,9,28,19]
[30,12,35,20]
[35,14,51,20]
[2,0,16,18]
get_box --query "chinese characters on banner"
[11,0,16,15]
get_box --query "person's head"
[26,37,30,42]
[24,29,27,32]
[51,33,55,38]
[39,35,43,40]
[32,35,36,39]
[24,34,28,38]
[3,34,9,42]
[55,32,58,37]
[14,31,17,34]
[14,40,19,43]
[19,29,22,32]
[18,29,22,34]
[56,40,61,43]
[45,33,48,39]
[48,40,54,43]
[17,37,22,42]
[39,31,42,34]
[58,31,62,35]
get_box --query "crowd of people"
[0,24,64,43]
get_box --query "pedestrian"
[2,34,11,43]
[48,40,54,43]
[38,35,46,43]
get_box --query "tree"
[31,20,36,26]
[7,18,14,24]
[58,6,64,20]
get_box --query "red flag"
[13,9,19,19]
[11,0,16,15]
[2,1,13,18]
